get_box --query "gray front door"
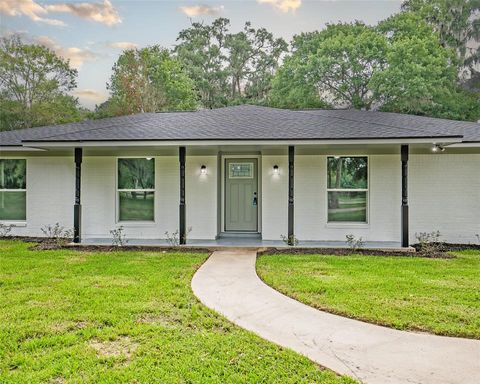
[225,159,258,231]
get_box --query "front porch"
[69,142,414,248]
[80,236,404,250]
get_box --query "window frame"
[325,155,369,226]
[116,157,156,224]
[0,158,27,223]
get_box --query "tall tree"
[270,23,388,110]
[0,34,82,131]
[106,46,197,115]
[373,12,459,115]
[175,18,287,108]
[175,18,230,109]
[402,0,480,80]
[270,14,479,120]
[374,11,480,120]
[225,22,287,102]
[268,54,329,109]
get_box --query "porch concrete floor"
[81,237,403,250]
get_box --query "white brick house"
[1,105,479,246]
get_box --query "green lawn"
[257,250,480,339]
[0,241,355,384]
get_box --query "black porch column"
[401,145,409,247]
[73,147,82,243]
[179,147,186,245]
[288,146,295,241]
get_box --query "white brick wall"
[261,155,288,240]
[295,155,401,242]
[186,155,218,239]
[3,152,480,244]
[2,157,74,236]
[82,156,180,239]
[410,154,480,244]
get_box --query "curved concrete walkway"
[192,250,480,384]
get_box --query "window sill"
[116,221,156,227]
[0,221,27,227]
[326,222,369,229]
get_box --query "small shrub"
[40,223,73,246]
[345,234,364,252]
[110,226,128,246]
[165,230,179,247]
[165,227,192,247]
[0,223,13,237]
[280,234,299,247]
[415,231,442,256]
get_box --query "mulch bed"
[259,242,480,258]
[3,236,478,258]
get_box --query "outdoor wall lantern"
[200,165,207,174]
[273,165,279,174]
[431,144,445,153]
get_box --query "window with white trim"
[0,159,26,221]
[327,156,368,223]
[118,158,155,221]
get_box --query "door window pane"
[229,163,253,179]
[328,191,367,222]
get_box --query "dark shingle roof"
[300,109,480,142]
[1,105,477,147]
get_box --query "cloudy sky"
[1,0,402,109]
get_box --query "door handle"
[253,192,257,206]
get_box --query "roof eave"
[0,146,47,152]
[19,136,464,148]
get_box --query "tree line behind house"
[1,0,479,131]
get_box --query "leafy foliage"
[345,234,365,252]
[268,54,330,109]
[40,223,73,246]
[110,225,128,246]
[175,18,287,108]
[225,22,288,103]
[0,223,12,237]
[271,13,480,121]
[280,234,299,247]
[402,0,480,81]
[270,23,388,110]
[105,46,197,115]
[373,12,459,115]
[0,34,86,131]
[415,231,443,256]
